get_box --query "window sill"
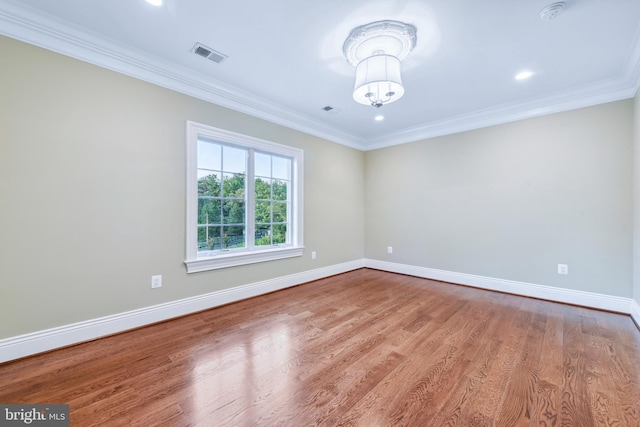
[184,246,304,273]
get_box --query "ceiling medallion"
[540,2,566,21]
[343,20,417,108]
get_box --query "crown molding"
[365,22,640,150]
[0,1,368,151]
[623,21,640,98]
[1,0,638,152]
[365,74,640,151]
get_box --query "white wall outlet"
[311,251,317,260]
[387,246,393,254]
[557,264,568,275]
[151,275,162,288]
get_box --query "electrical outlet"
[387,246,393,254]
[151,275,162,288]
[557,264,568,275]
[311,251,317,260]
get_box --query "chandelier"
[343,20,417,108]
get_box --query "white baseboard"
[1,259,636,364]
[0,260,365,364]
[631,299,640,329]
[365,259,634,314]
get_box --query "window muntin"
[185,121,303,273]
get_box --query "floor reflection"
[190,321,294,424]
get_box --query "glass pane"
[272,156,291,180]
[198,198,221,225]
[273,202,287,223]
[223,145,246,174]
[272,180,287,201]
[198,226,221,251]
[255,225,271,246]
[223,173,245,198]
[197,171,221,196]
[255,152,271,178]
[255,177,271,200]
[197,140,221,171]
[222,226,245,249]
[198,227,206,250]
[273,224,287,244]
[255,201,271,223]
[223,199,245,224]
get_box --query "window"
[185,121,304,273]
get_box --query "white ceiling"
[2,0,640,150]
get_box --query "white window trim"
[184,121,304,273]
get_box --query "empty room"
[1,0,640,425]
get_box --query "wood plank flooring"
[1,268,639,426]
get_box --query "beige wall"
[634,91,640,306]
[365,101,633,297]
[0,33,637,341]
[0,36,365,338]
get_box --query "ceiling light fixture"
[343,20,417,108]
[375,115,384,121]
[145,0,163,7]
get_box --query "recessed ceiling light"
[515,71,534,80]
[374,115,384,121]
[145,0,163,6]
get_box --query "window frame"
[185,121,304,273]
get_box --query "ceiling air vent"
[191,43,228,64]
[321,105,340,114]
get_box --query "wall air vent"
[191,43,228,64]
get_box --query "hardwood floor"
[1,268,639,426]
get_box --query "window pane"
[223,199,245,224]
[255,225,271,246]
[272,180,287,201]
[255,152,271,177]
[255,177,271,200]
[197,140,221,171]
[223,173,245,198]
[255,201,271,223]
[222,226,245,249]
[198,198,221,224]
[197,171,221,196]
[198,226,206,249]
[273,224,287,244]
[273,202,287,223]
[272,156,291,180]
[198,226,221,251]
[223,145,246,174]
